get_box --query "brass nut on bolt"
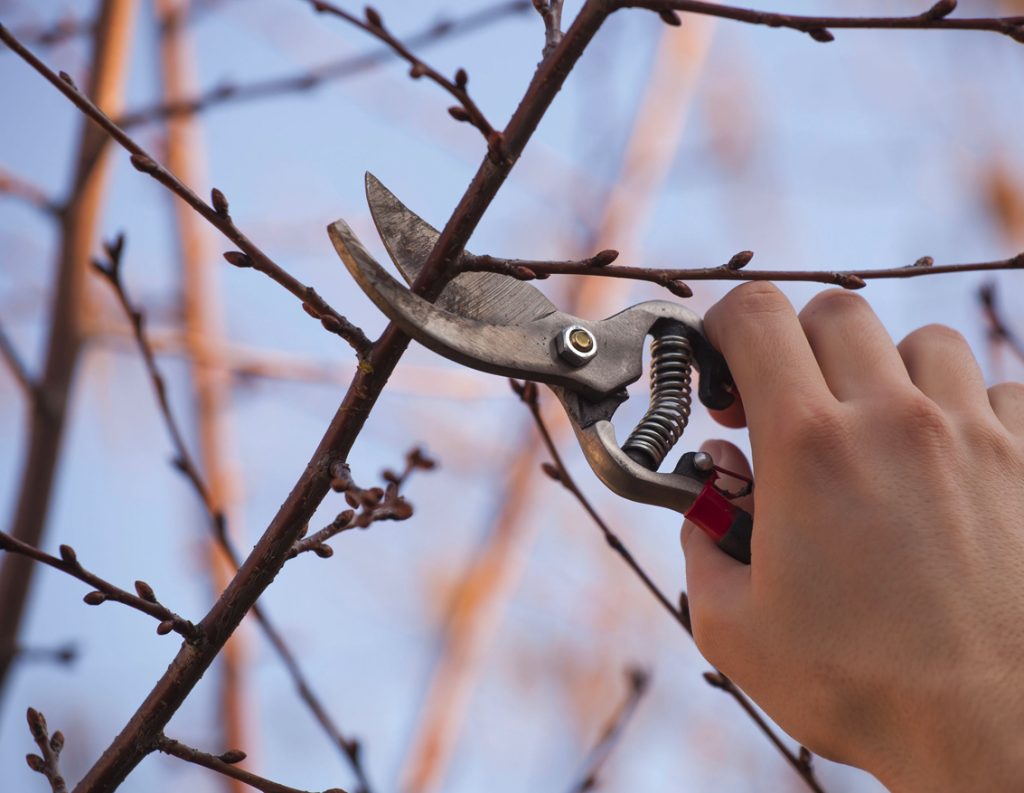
[556,325,597,367]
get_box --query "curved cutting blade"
[365,172,558,325]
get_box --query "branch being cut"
[291,448,436,559]
[565,668,650,793]
[463,249,1024,298]
[306,1,504,161]
[617,0,1024,45]
[155,735,347,793]
[514,380,825,793]
[0,25,372,360]
[0,532,198,640]
[119,1,530,128]
[25,708,68,793]
[92,234,377,793]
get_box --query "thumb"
[680,439,752,631]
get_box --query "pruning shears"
[328,175,754,564]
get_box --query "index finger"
[704,283,832,434]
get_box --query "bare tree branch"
[0,532,199,640]
[25,708,68,793]
[12,642,78,667]
[153,4,248,785]
[0,166,62,216]
[616,0,1024,44]
[0,24,373,359]
[514,381,826,793]
[532,0,564,56]
[980,282,1024,365]
[290,448,435,558]
[7,13,95,50]
[49,2,615,785]
[0,0,138,702]
[463,249,1024,297]
[92,235,378,793]
[119,1,531,128]
[155,735,347,793]
[400,24,716,789]
[0,318,40,404]
[305,1,505,161]
[565,668,650,793]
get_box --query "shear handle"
[675,452,752,565]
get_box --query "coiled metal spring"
[622,330,694,471]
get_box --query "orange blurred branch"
[0,0,138,701]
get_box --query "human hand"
[682,283,1024,792]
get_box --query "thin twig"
[120,1,530,128]
[25,708,68,793]
[532,0,564,56]
[617,0,1024,45]
[92,236,377,793]
[0,25,372,359]
[291,448,435,558]
[979,282,1024,365]
[0,532,198,640]
[13,642,78,667]
[7,14,95,49]
[0,167,62,216]
[0,318,41,404]
[463,249,1024,298]
[155,735,347,793]
[305,0,505,162]
[513,381,826,793]
[565,668,650,793]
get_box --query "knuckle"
[781,401,850,451]
[960,417,1017,464]
[896,393,955,450]
[990,381,1024,404]
[899,323,969,356]
[799,288,869,325]
[724,281,790,322]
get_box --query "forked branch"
[305,1,505,161]
[120,1,530,128]
[25,708,68,793]
[291,448,436,559]
[0,25,372,359]
[92,235,378,793]
[513,380,825,792]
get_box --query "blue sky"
[1,1,1023,792]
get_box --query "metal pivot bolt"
[692,451,714,474]
[556,325,598,367]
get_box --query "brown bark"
[154,0,249,787]
[398,19,716,793]
[70,5,614,790]
[0,0,138,698]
